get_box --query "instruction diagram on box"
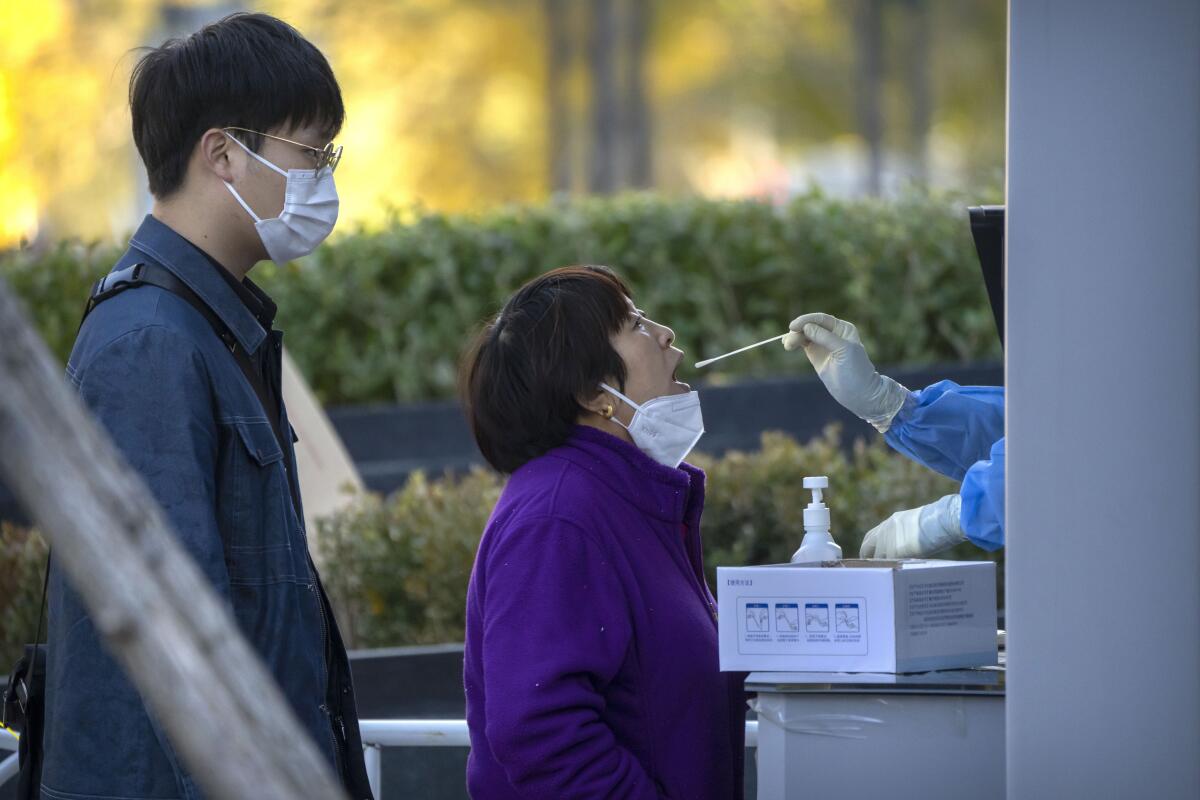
[836,603,860,632]
[736,596,867,655]
[804,603,829,632]
[775,603,800,632]
[745,603,770,632]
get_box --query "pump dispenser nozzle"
[791,476,843,564]
[803,476,829,526]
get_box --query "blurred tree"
[543,0,572,193]
[904,0,932,182]
[929,0,1006,189]
[266,0,547,221]
[549,0,657,195]
[0,0,161,247]
[854,0,884,195]
[650,0,1003,197]
[0,0,1005,247]
[621,0,653,187]
[587,0,619,193]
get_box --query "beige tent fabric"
[280,348,365,561]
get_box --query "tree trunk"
[588,0,619,194]
[544,0,572,194]
[0,279,347,800]
[854,0,885,195]
[906,0,932,182]
[623,0,653,189]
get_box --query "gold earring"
[601,403,614,419]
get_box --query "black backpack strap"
[78,262,289,458]
[79,262,147,331]
[22,551,49,710]
[32,552,49,650]
[1,549,48,757]
[81,262,237,350]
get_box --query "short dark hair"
[129,12,344,198]
[461,266,633,474]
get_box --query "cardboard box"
[717,559,997,673]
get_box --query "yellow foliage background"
[0,0,1005,248]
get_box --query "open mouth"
[670,352,689,389]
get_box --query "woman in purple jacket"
[460,266,746,799]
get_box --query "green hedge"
[1,428,1001,663]
[0,522,49,667]
[1,191,1000,404]
[316,428,1000,650]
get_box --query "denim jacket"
[41,216,372,800]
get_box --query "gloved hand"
[859,493,967,559]
[782,312,910,432]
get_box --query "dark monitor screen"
[968,205,1004,348]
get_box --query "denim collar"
[202,244,278,331]
[128,214,268,355]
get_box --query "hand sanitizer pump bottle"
[791,476,843,564]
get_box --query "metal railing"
[360,719,470,798]
[359,719,758,799]
[1,732,16,786]
[0,719,759,799]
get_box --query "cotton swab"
[694,333,788,368]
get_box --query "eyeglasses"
[223,126,343,172]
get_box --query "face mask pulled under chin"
[222,133,339,264]
[599,382,705,468]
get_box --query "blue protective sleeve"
[884,380,1005,481]
[885,380,1007,549]
[960,437,1005,550]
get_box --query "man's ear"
[198,128,236,183]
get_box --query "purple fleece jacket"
[464,425,746,799]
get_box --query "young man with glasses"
[42,13,371,800]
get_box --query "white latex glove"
[859,493,967,559]
[782,312,910,432]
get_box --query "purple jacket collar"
[538,425,707,528]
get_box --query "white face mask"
[599,382,705,468]
[223,133,339,264]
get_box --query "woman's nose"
[658,323,675,348]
